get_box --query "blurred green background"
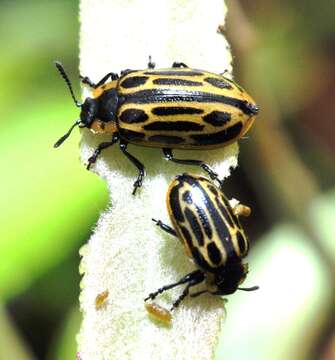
[0,0,334,359]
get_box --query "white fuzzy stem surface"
[78,1,236,359]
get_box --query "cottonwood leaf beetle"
[54,59,258,194]
[145,173,258,310]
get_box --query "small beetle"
[54,59,258,194]
[145,173,258,310]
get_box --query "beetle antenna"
[238,286,259,292]
[54,119,81,148]
[54,61,82,107]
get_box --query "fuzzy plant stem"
[78,1,237,359]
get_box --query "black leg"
[86,134,119,170]
[119,140,145,195]
[152,219,177,237]
[172,62,188,68]
[148,56,155,69]
[220,70,229,76]
[80,72,119,88]
[145,270,204,303]
[171,283,192,310]
[79,76,96,88]
[170,270,206,310]
[120,69,137,77]
[162,148,220,182]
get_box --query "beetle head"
[54,62,119,147]
[213,261,258,295]
[190,261,258,299]
[80,97,98,127]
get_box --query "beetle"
[54,59,258,194]
[145,173,258,310]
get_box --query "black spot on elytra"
[236,231,247,255]
[192,246,213,272]
[153,78,203,86]
[180,225,193,249]
[182,190,193,204]
[185,207,204,246]
[190,122,243,145]
[208,185,218,196]
[143,121,204,132]
[119,109,148,123]
[204,77,233,89]
[123,89,256,115]
[203,111,231,127]
[152,106,204,116]
[119,128,145,141]
[120,76,149,88]
[148,134,184,144]
[207,242,222,265]
[169,183,184,222]
[194,204,212,239]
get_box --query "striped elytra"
[145,174,258,310]
[115,67,258,149]
[167,174,249,272]
[54,61,258,194]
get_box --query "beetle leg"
[219,69,229,76]
[145,270,204,303]
[148,55,155,69]
[82,73,119,88]
[86,134,119,170]
[79,76,96,88]
[152,219,177,237]
[94,72,119,87]
[170,270,205,310]
[119,140,145,195]
[172,62,188,68]
[201,163,220,181]
[171,283,192,310]
[120,69,137,77]
[162,148,219,182]
[80,72,119,88]
[152,219,193,258]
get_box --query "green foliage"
[0,304,34,360]
[0,0,108,300]
[51,306,81,360]
[215,190,335,360]
[0,101,108,300]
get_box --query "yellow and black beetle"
[145,173,258,310]
[54,60,258,194]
